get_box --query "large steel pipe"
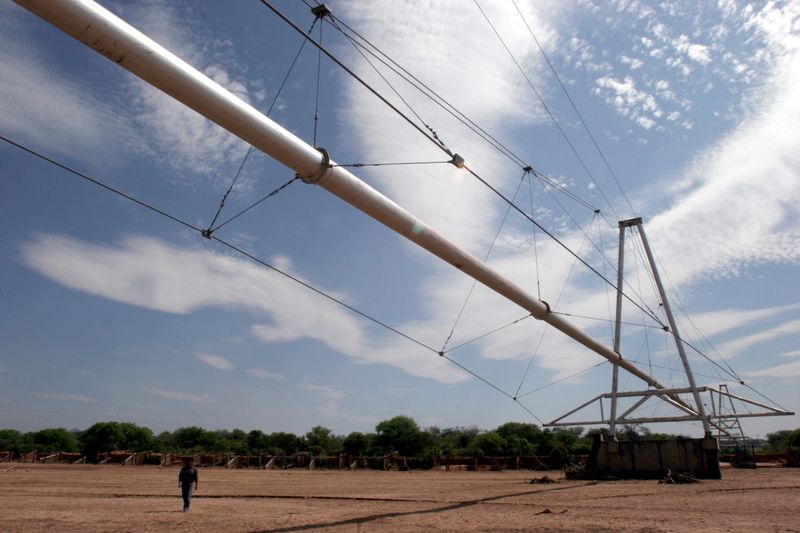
[15,0,674,393]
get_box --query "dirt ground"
[0,463,798,532]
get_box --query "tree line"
[2,417,797,462]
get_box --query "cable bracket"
[450,153,465,169]
[298,147,331,184]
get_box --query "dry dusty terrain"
[0,463,798,532]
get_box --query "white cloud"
[193,351,234,371]
[148,388,214,402]
[672,35,712,66]
[299,384,347,399]
[781,350,800,358]
[635,116,656,129]
[245,368,287,380]
[593,75,662,129]
[21,233,467,383]
[619,54,644,69]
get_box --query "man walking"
[178,457,199,512]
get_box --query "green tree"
[305,426,341,455]
[766,429,800,452]
[467,432,506,456]
[80,422,123,460]
[29,428,78,452]
[174,426,214,452]
[118,422,153,452]
[375,416,425,456]
[269,432,300,455]
[247,430,269,454]
[227,429,250,454]
[153,431,176,452]
[80,422,153,460]
[0,429,27,453]
[342,432,368,456]
[495,422,543,455]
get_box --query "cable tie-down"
[311,3,332,19]
[298,147,331,184]
[450,154,465,169]
[201,228,213,239]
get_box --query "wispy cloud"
[716,319,800,359]
[741,361,800,379]
[384,387,418,396]
[31,393,97,404]
[0,3,142,168]
[339,0,561,252]
[1,0,261,184]
[245,368,286,381]
[193,351,234,371]
[148,388,214,403]
[318,400,377,424]
[299,384,347,399]
[675,304,800,340]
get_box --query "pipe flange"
[298,147,331,184]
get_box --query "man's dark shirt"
[179,465,198,486]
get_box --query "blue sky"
[1,0,798,438]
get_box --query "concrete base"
[587,434,721,479]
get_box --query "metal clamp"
[536,299,551,319]
[298,147,331,184]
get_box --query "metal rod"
[713,388,791,413]
[617,394,650,420]
[15,0,670,390]
[609,219,626,435]
[634,221,712,434]
[600,386,709,399]
[548,410,790,427]
[547,394,604,424]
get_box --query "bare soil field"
[0,463,798,532]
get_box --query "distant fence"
[2,450,793,469]
[0,450,588,470]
